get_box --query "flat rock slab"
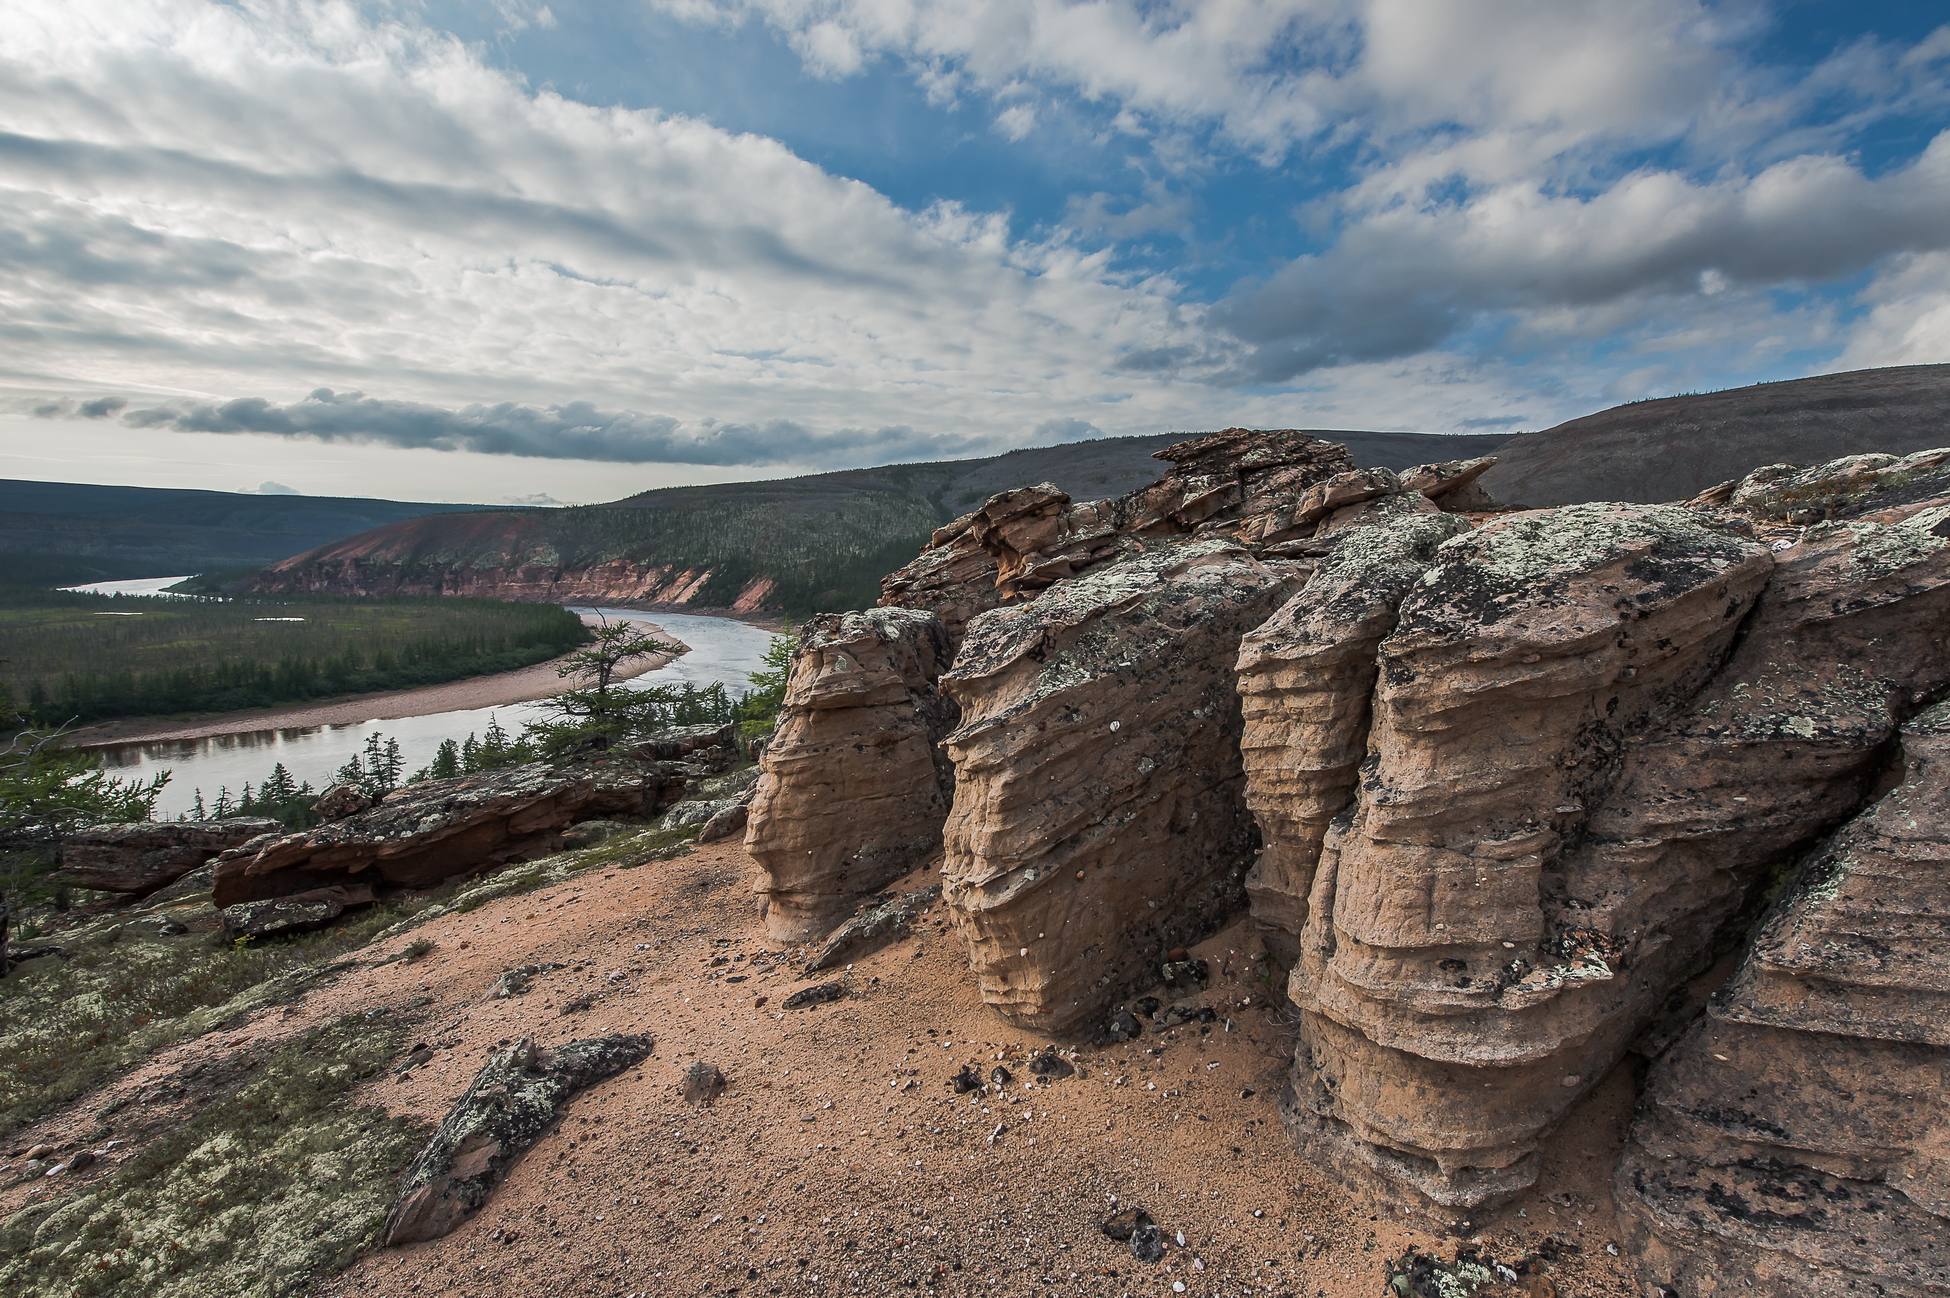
[220,884,376,939]
[54,818,282,894]
[382,1033,654,1245]
[804,885,941,973]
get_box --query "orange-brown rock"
[1275,502,1776,1213]
[211,758,688,906]
[938,539,1305,1032]
[1236,512,1471,941]
[744,608,959,942]
[52,818,282,893]
[1616,701,1950,1297]
[1399,456,1501,511]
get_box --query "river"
[89,608,778,820]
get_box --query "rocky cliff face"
[937,540,1304,1032]
[1615,701,1950,1296]
[744,609,960,942]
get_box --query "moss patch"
[0,1016,428,1298]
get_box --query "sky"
[1,0,1946,504]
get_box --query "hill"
[0,479,490,586]
[240,429,1512,615]
[1479,363,1950,506]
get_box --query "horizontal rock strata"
[939,539,1304,1032]
[53,819,282,893]
[745,609,960,942]
[211,759,689,907]
[1616,702,1950,1296]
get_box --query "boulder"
[311,784,372,821]
[382,1034,654,1244]
[211,758,688,907]
[804,885,941,973]
[1399,456,1501,511]
[939,539,1305,1032]
[1616,702,1950,1297]
[1276,502,1776,1214]
[51,818,283,894]
[1236,512,1471,941]
[695,803,748,843]
[627,722,740,768]
[744,608,960,942]
[220,883,375,939]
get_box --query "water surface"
[93,609,776,818]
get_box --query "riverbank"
[66,615,686,749]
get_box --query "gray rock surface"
[381,1033,654,1244]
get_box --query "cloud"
[93,388,973,466]
[1032,416,1102,443]
[243,479,299,494]
[1208,135,1950,381]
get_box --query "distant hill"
[1480,364,1950,507]
[242,429,1512,615]
[0,480,488,585]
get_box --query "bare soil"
[3,842,1641,1298]
[64,617,686,749]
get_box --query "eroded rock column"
[938,539,1305,1032]
[1278,503,1776,1213]
[745,608,959,942]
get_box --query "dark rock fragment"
[804,886,942,973]
[1129,1223,1166,1263]
[220,883,375,939]
[679,1062,726,1104]
[381,1032,654,1244]
[781,982,845,1010]
[1100,1207,1152,1241]
[951,1065,983,1094]
[1027,1052,1075,1079]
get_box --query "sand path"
[66,616,686,749]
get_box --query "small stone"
[394,1046,433,1076]
[989,1065,1012,1087]
[1133,996,1162,1017]
[1131,1223,1166,1264]
[24,1144,53,1161]
[679,1062,727,1105]
[1027,1052,1075,1079]
[1101,1207,1152,1241]
[951,1066,983,1095]
[67,1150,97,1173]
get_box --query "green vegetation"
[735,630,793,737]
[0,587,588,725]
[2,722,170,911]
[0,1014,427,1298]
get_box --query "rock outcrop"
[938,539,1304,1032]
[211,758,689,907]
[1236,512,1472,942]
[744,609,960,942]
[1616,702,1950,1296]
[51,819,282,894]
[1272,502,1778,1213]
[382,1033,655,1244]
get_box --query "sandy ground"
[3,840,1640,1298]
[66,617,686,748]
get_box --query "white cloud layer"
[0,0,1945,492]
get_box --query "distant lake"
[90,608,776,819]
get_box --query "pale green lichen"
[0,1016,427,1298]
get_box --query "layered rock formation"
[52,819,281,893]
[211,758,690,907]
[1250,453,1950,1217]
[1616,702,1950,1296]
[938,540,1304,1031]
[744,609,960,941]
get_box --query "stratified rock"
[628,722,740,768]
[220,883,375,939]
[212,758,688,907]
[1616,702,1950,1297]
[804,885,941,973]
[52,819,282,894]
[745,608,960,942]
[1399,457,1501,511]
[1277,503,1775,1214]
[381,1034,654,1244]
[880,429,1356,626]
[1724,446,1950,524]
[939,539,1305,1032]
[1236,513,1471,940]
